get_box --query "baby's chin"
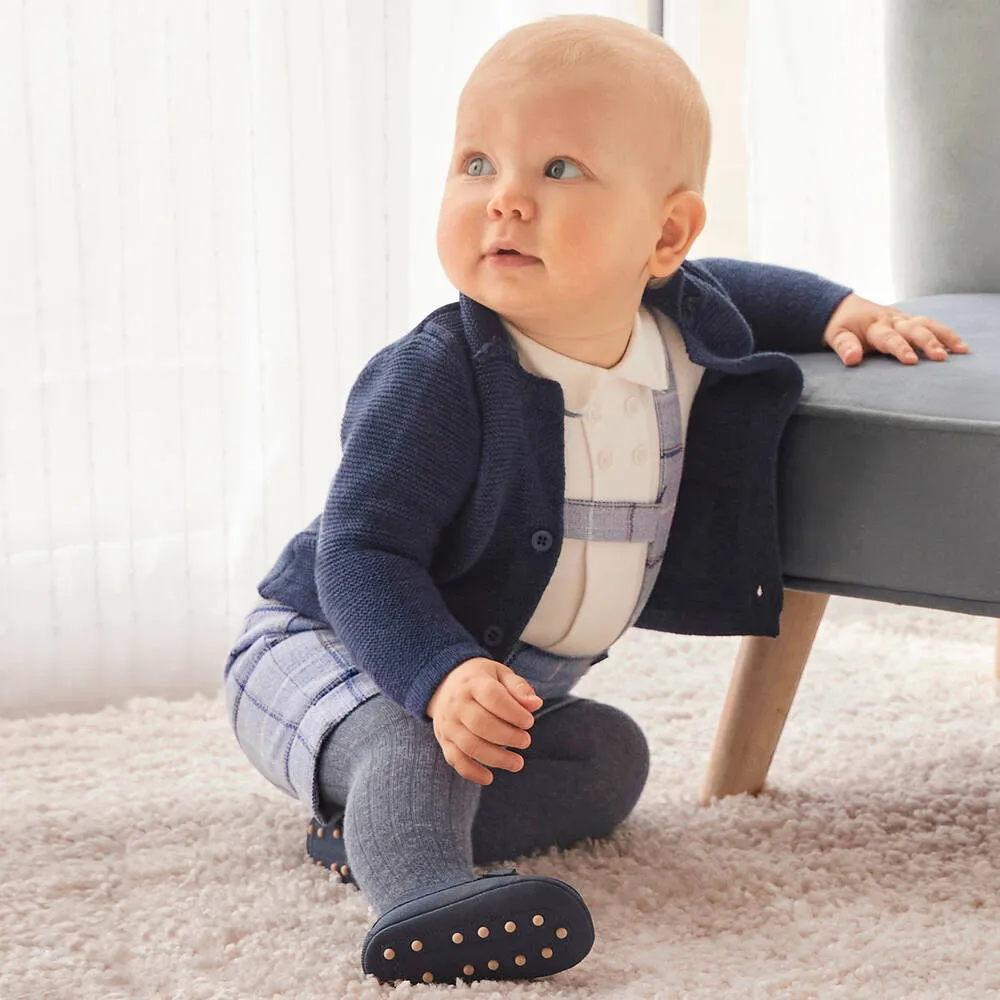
[455,280,543,319]
[469,292,552,329]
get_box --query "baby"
[223,14,965,987]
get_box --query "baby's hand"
[426,657,543,785]
[823,292,969,366]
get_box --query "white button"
[625,396,641,416]
[597,449,614,469]
[632,445,649,465]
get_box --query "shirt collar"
[501,307,668,412]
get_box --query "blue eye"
[465,156,496,177]
[545,159,582,180]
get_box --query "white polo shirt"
[504,306,704,656]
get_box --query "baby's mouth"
[485,246,542,265]
[486,250,541,268]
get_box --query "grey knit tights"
[316,693,649,916]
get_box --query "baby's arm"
[692,257,852,354]
[693,257,967,365]
[315,330,493,720]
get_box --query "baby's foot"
[361,869,593,984]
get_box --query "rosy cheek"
[437,203,476,283]
[550,215,598,271]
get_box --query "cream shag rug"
[3,598,1000,1000]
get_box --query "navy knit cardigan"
[258,258,852,717]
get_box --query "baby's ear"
[648,189,706,280]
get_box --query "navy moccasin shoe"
[361,869,594,985]
[306,812,356,886]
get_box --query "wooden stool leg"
[700,589,830,805]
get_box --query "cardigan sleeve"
[691,257,853,354]
[315,329,490,718]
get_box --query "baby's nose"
[486,182,535,221]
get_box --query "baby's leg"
[472,697,650,865]
[316,691,597,984]
[316,695,649,905]
[316,693,481,916]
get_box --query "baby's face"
[437,63,670,339]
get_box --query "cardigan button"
[530,529,553,552]
[483,625,504,647]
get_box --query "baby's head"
[436,15,710,356]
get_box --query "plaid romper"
[224,343,684,823]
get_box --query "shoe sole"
[305,816,356,886]
[362,874,594,985]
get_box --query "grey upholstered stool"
[699,0,1000,803]
[701,298,1000,802]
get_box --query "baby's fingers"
[826,328,864,366]
[499,669,544,711]
[889,315,962,360]
[907,315,969,354]
[439,739,494,785]
[452,727,525,773]
[461,701,532,750]
[438,731,525,786]
[474,671,540,731]
[866,318,919,363]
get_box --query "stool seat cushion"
[778,293,1000,616]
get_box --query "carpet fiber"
[3,598,999,999]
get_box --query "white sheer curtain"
[0,0,649,717]
[744,0,892,301]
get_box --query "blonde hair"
[467,15,712,196]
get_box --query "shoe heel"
[306,812,355,886]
